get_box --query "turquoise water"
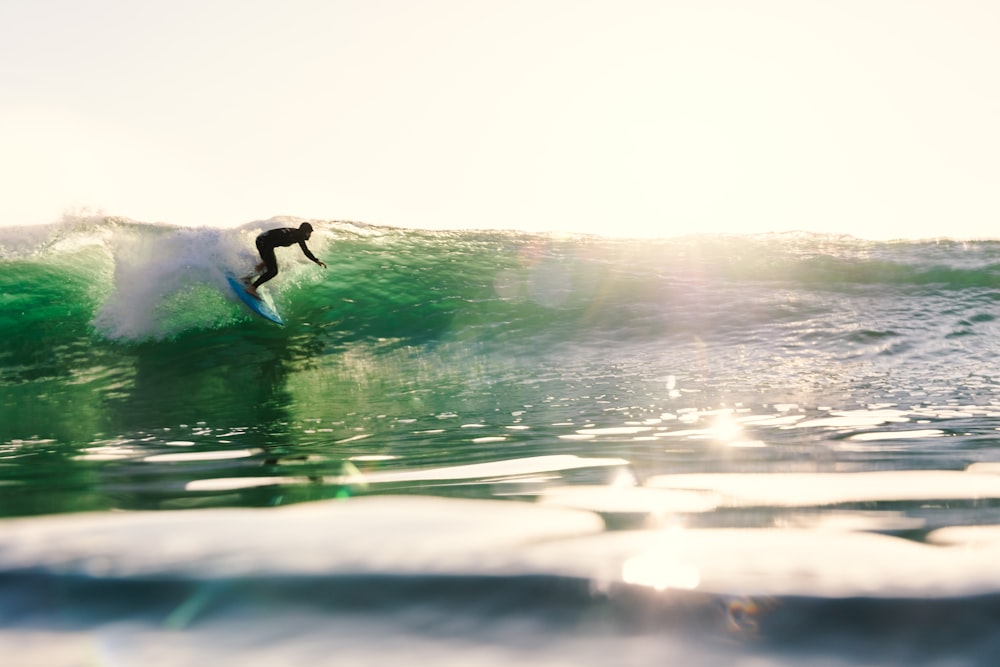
[6,217,1000,664]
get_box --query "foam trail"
[91,225,252,339]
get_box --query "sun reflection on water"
[621,527,701,592]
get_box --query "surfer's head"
[299,222,313,238]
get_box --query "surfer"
[245,222,327,297]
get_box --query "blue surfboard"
[226,274,284,325]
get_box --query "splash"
[90,223,252,339]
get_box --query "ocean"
[5,216,1000,665]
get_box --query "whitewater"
[6,216,1000,665]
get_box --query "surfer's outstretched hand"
[316,260,327,269]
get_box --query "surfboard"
[226,274,284,325]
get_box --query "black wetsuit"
[253,228,320,289]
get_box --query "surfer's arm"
[298,241,327,268]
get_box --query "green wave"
[3,218,1000,359]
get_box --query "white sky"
[1,0,998,239]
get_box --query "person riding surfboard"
[244,222,326,298]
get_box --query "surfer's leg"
[252,243,279,289]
